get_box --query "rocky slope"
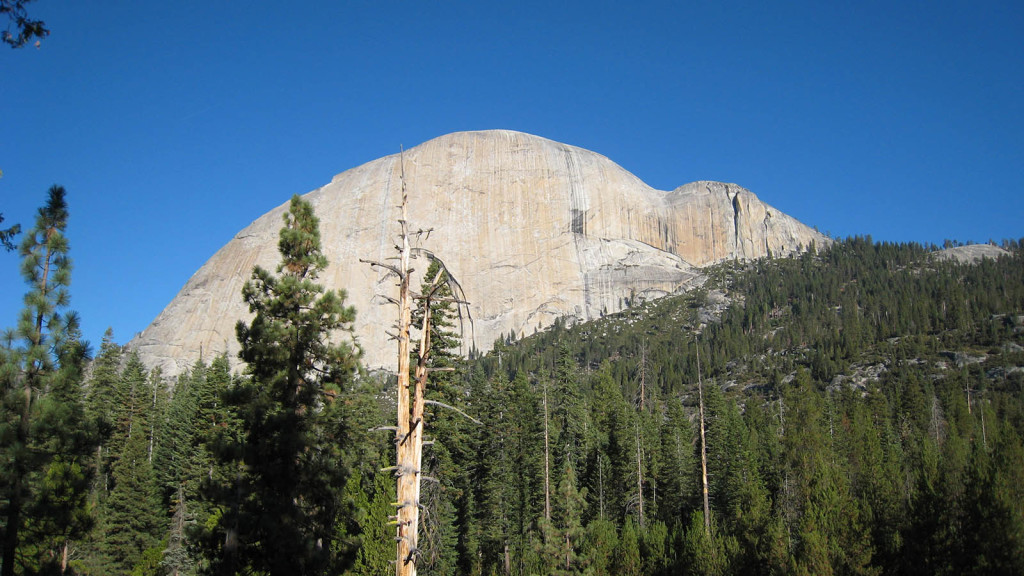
[933,244,1009,263]
[131,130,826,375]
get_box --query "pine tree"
[0,212,19,252]
[23,353,94,575]
[84,328,122,432]
[0,185,94,575]
[724,403,788,575]
[613,516,641,576]
[473,370,544,575]
[680,511,730,576]
[640,520,669,576]
[582,518,618,576]
[162,485,192,576]
[345,472,395,576]
[552,344,587,470]
[153,359,201,498]
[192,354,237,507]
[191,358,246,576]
[473,371,516,576]
[83,328,123,514]
[552,463,586,575]
[83,352,167,574]
[202,194,361,575]
[411,258,462,387]
[782,369,875,575]
[412,258,469,576]
[656,395,695,525]
[93,411,165,574]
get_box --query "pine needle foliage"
[0,185,94,576]
[200,194,361,576]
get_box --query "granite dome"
[132,130,825,375]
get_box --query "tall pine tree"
[202,194,361,575]
[0,185,94,575]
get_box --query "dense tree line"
[453,236,1024,575]
[1,187,1022,574]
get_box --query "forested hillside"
[2,190,1022,575]
[454,237,1024,575]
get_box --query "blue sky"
[1,0,1022,350]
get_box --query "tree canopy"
[1,0,48,48]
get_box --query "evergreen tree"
[582,518,617,576]
[680,512,730,576]
[960,426,1024,575]
[612,517,641,576]
[22,351,94,575]
[93,412,164,574]
[412,257,470,576]
[84,352,167,574]
[0,213,19,252]
[162,485,192,576]
[552,344,588,470]
[84,328,122,433]
[545,462,586,576]
[192,354,237,508]
[83,328,123,521]
[473,371,516,575]
[0,185,94,575]
[153,359,201,498]
[344,472,394,576]
[411,258,463,386]
[201,194,361,575]
[723,403,788,575]
[640,520,669,576]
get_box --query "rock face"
[132,130,826,375]
[933,244,1009,264]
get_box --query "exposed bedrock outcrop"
[131,130,826,375]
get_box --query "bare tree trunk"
[564,532,571,571]
[543,381,551,523]
[60,541,70,574]
[778,392,785,437]
[697,344,710,536]
[635,423,644,528]
[394,157,419,576]
[931,395,943,445]
[503,542,511,576]
[638,340,647,412]
[406,265,437,576]
[979,390,988,450]
[149,382,158,463]
[363,149,469,576]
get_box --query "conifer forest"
[2,189,1023,575]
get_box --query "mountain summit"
[132,130,825,374]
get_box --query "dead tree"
[362,150,470,576]
[635,423,645,528]
[635,339,649,412]
[697,342,711,536]
[543,380,552,523]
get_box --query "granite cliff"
[131,130,826,375]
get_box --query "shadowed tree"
[200,194,361,575]
[0,213,18,251]
[1,0,48,48]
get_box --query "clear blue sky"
[2,0,1022,350]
